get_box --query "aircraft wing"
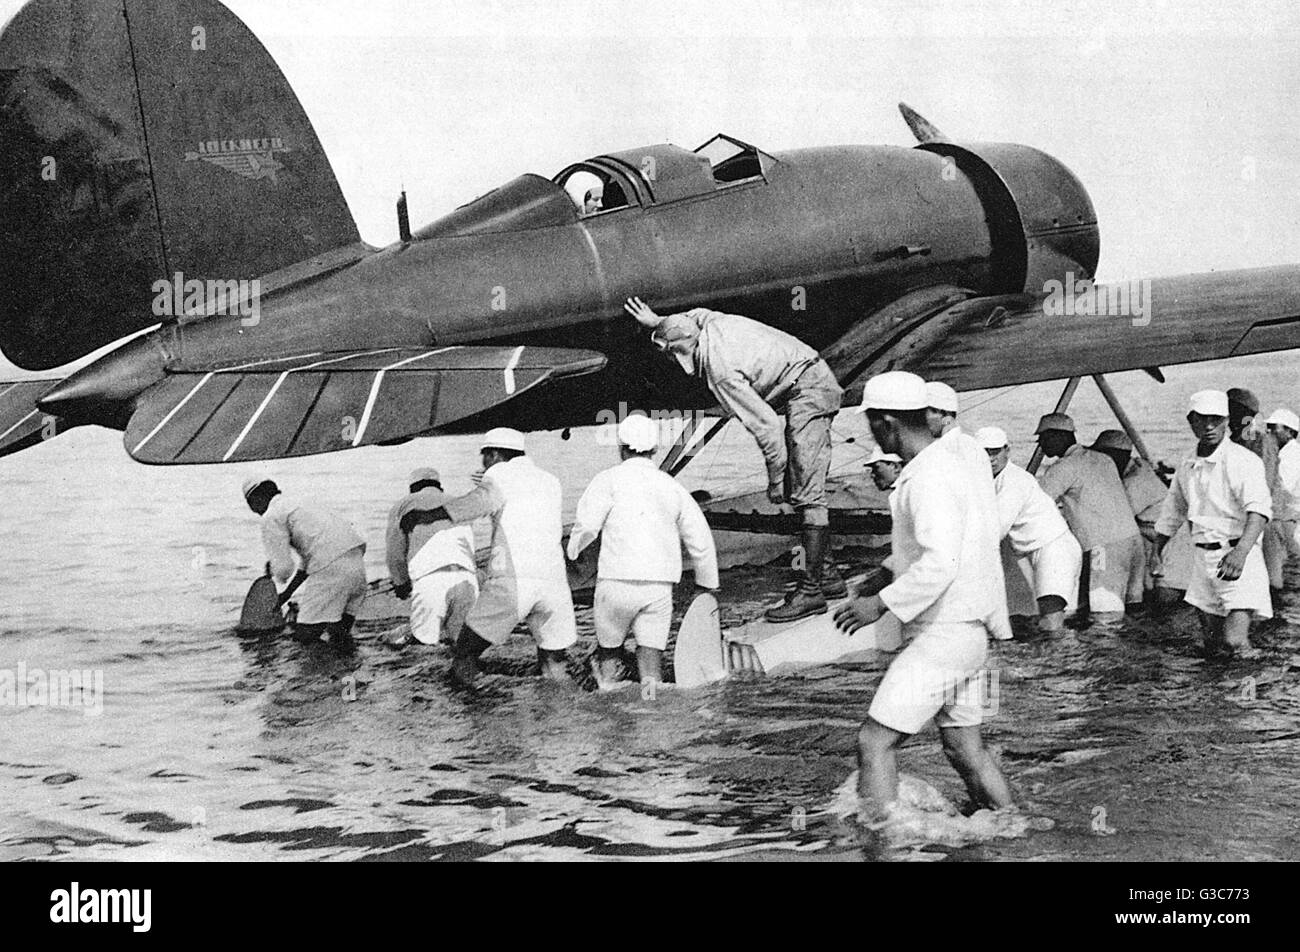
[909,264,1300,391]
[124,345,607,464]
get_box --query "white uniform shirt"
[937,427,1012,638]
[1155,438,1272,545]
[1122,458,1170,525]
[261,495,365,582]
[1275,440,1300,522]
[879,436,1004,626]
[1039,443,1139,550]
[443,456,568,584]
[994,462,1071,555]
[567,457,719,588]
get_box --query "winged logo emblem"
[184,137,290,182]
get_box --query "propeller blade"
[898,102,950,144]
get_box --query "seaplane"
[3,0,1298,681]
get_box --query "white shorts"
[1028,531,1081,608]
[294,548,368,625]
[409,568,478,645]
[1186,541,1272,619]
[868,622,992,735]
[465,573,577,651]
[593,579,674,651]
[1087,534,1143,614]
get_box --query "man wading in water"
[833,372,1015,844]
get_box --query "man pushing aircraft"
[624,297,843,622]
[242,478,368,646]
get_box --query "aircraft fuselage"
[41,139,1100,437]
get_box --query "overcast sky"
[225,0,1300,279]
[3,0,1300,377]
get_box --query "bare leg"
[452,626,491,687]
[442,580,476,647]
[327,613,356,650]
[591,645,626,689]
[537,647,572,683]
[1222,609,1257,655]
[856,717,905,821]
[637,646,663,684]
[940,725,1014,811]
[1036,595,1066,633]
[1198,610,1225,654]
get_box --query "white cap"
[241,476,273,499]
[974,426,1009,450]
[856,371,929,412]
[481,427,527,453]
[1267,408,1300,432]
[866,446,902,465]
[617,414,659,452]
[926,381,959,414]
[1188,390,1229,417]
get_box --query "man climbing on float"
[624,297,843,622]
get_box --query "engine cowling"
[918,142,1100,295]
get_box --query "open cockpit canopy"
[693,134,775,185]
[416,136,777,238]
[558,135,776,213]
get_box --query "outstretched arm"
[441,479,506,525]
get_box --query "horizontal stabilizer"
[0,379,67,458]
[124,345,607,464]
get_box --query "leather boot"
[766,525,829,622]
[821,549,847,599]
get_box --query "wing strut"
[1026,372,1163,476]
[661,415,725,478]
[1092,373,1157,469]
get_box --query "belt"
[1195,538,1240,550]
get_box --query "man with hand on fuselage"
[625,296,844,623]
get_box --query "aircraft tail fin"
[0,0,360,372]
